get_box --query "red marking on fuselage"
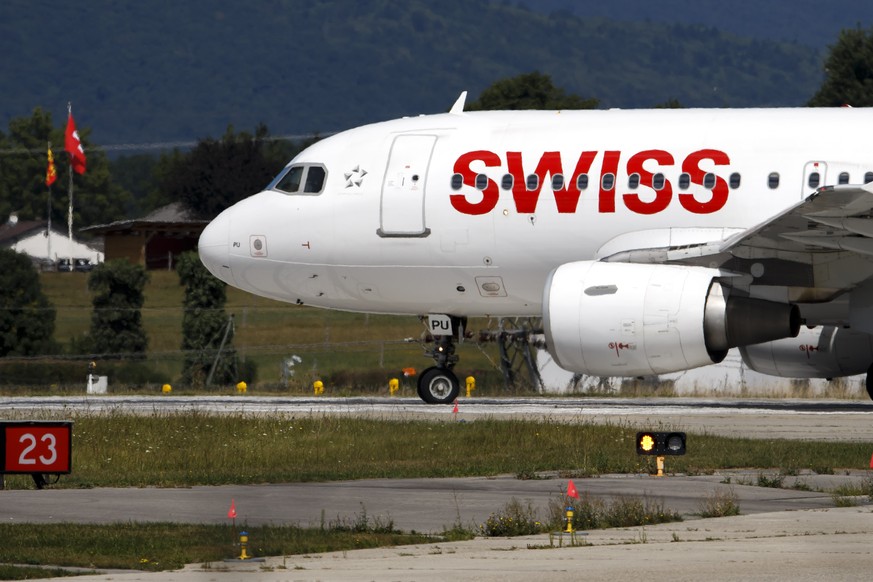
[450,149,732,216]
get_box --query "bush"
[177,252,238,386]
[698,489,740,518]
[0,249,57,356]
[547,493,682,531]
[479,498,545,537]
[88,260,149,358]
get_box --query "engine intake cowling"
[739,326,873,378]
[543,261,799,377]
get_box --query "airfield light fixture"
[635,431,687,456]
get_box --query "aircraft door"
[801,161,827,198]
[378,135,436,237]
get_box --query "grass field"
[2,411,871,490]
[38,271,508,389]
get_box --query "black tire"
[417,366,460,404]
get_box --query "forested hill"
[0,0,832,146]
[533,0,871,48]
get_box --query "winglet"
[449,91,467,114]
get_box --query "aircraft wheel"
[866,365,873,401]
[418,366,460,404]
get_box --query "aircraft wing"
[608,183,873,303]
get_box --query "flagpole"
[46,141,53,264]
[67,102,74,268]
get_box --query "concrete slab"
[19,507,873,581]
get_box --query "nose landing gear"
[417,316,465,404]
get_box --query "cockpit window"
[271,164,327,195]
[274,166,304,193]
[304,166,326,193]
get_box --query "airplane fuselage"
[200,108,871,318]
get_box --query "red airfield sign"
[2,421,73,474]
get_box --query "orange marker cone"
[566,479,579,499]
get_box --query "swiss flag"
[566,479,579,499]
[65,111,86,174]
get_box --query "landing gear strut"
[417,316,465,404]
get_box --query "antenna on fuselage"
[449,91,467,114]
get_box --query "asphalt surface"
[2,395,873,581]
[3,394,873,441]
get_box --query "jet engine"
[739,325,873,378]
[543,261,800,377]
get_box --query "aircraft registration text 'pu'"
[199,93,873,403]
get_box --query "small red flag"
[227,499,237,519]
[452,399,459,414]
[869,453,873,470]
[65,110,86,175]
[46,146,57,186]
[566,480,579,499]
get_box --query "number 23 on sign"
[2,422,72,474]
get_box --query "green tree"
[108,153,164,218]
[0,248,56,356]
[808,27,873,107]
[160,124,312,220]
[176,251,239,386]
[466,72,599,111]
[87,260,149,358]
[0,108,131,228]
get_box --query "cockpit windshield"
[271,164,326,195]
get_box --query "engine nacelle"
[543,261,799,377]
[739,326,873,378]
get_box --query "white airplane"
[199,93,873,404]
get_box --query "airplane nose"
[198,211,231,282]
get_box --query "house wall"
[102,231,202,269]
[104,233,147,265]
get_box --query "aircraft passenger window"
[729,173,741,189]
[808,172,820,189]
[652,173,665,191]
[450,174,463,190]
[274,165,304,194]
[865,171,873,183]
[703,173,716,189]
[768,172,780,189]
[303,166,326,193]
[552,174,564,190]
[601,173,615,191]
[678,173,690,190]
[839,172,850,185]
[526,174,539,191]
[576,174,589,190]
[501,174,513,190]
[475,173,488,190]
[628,173,640,189]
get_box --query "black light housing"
[635,431,686,456]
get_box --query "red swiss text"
[450,149,731,216]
